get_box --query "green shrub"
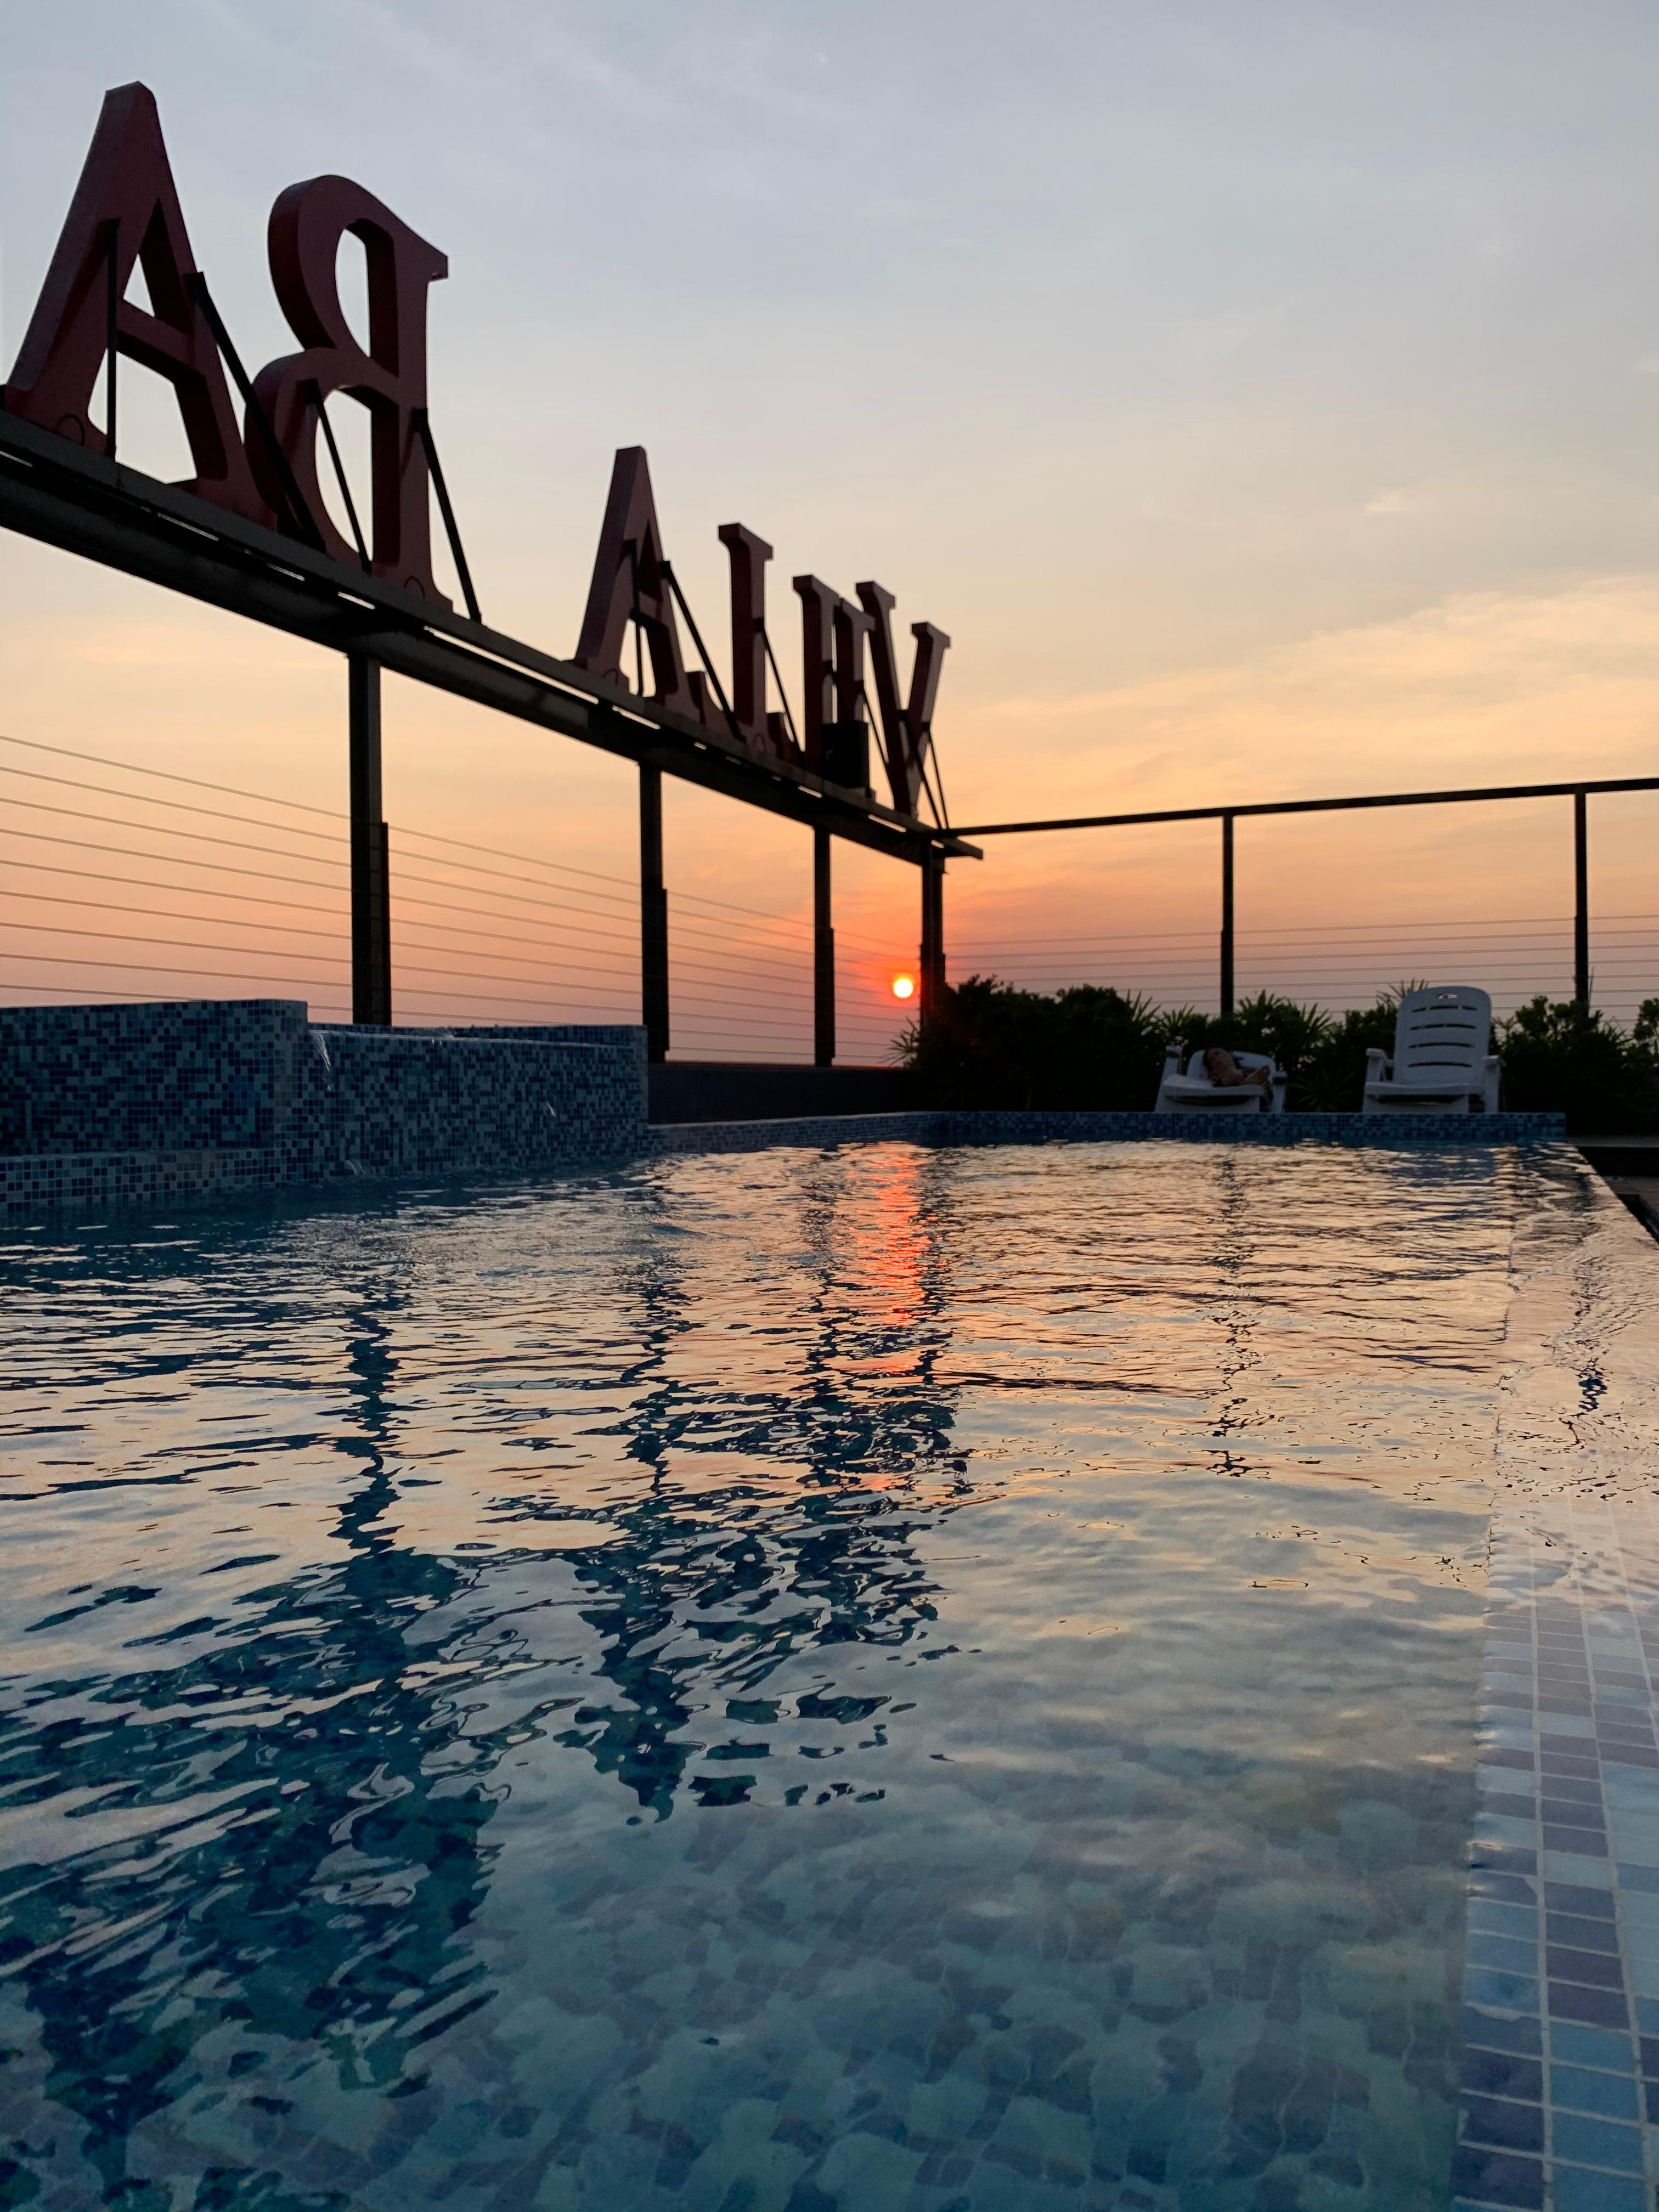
[1496,996,1659,1134]
[902,978,1659,1130]
[902,978,1169,1110]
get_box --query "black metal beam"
[0,411,975,871]
[955,776,1659,837]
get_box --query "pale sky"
[3,3,1658,1048]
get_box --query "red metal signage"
[2,81,949,820]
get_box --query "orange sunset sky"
[3,4,1658,1054]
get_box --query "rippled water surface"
[1,1141,1527,2209]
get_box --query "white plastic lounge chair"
[1361,985,1500,1114]
[1155,1046,1286,1114]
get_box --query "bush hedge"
[901,979,1659,1133]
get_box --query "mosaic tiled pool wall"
[1458,1508,1659,2212]
[309,1020,646,1180]
[1452,1161,1659,2212]
[0,997,1571,1222]
[0,998,649,1218]
[0,998,307,1155]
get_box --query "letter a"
[2,82,268,522]
[573,447,697,717]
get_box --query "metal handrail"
[950,775,1659,1013]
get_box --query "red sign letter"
[857,581,950,817]
[716,523,776,755]
[2,82,268,522]
[251,177,448,598]
[574,447,699,717]
[793,575,872,776]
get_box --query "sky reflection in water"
[0,1142,1530,2208]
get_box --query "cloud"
[961,575,1659,807]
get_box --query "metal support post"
[814,826,835,1066]
[1574,789,1589,1006]
[1220,811,1235,1017]
[919,850,946,1019]
[348,653,392,1026]
[640,763,670,1062]
[918,857,936,1020]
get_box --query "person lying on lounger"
[1202,1046,1271,1090]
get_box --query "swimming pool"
[0,1139,1648,2210]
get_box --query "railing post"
[814,826,835,1066]
[1573,789,1590,1007]
[919,849,945,1019]
[348,653,392,1026]
[640,763,670,1062]
[1220,811,1235,1017]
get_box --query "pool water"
[0,1142,1541,2209]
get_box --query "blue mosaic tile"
[1463,2095,1547,2152]
[1463,1504,1659,2212]
[1551,2166,1648,2212]
[1485,1815,1546,1848]
[1,1001,651,1219]
[1551,1983,1631,2031]
[1474,1902,1543,1940]
[1468,2010,1545,2057]
[1553,2066,1642,2120]
[1551,1948,1628,1990]
[1449,2142,1544,2206]
[1557,1884,1619,1920]
[1465,2049,1545,2101]
[1473,1933,1547,1975]
[1550,2023,1637,2074]
[1553,2114,1646,2171]
[1480,1869,1544,1905]
[1554,1915,1623,1955]
[1606,1776,1659,1807]
[1469,1967,1543,2012]
[1547,1853,1617,1888]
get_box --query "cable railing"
[4,733,1655,1058]
[946,916,1659,1026]
[0,735,912,1063]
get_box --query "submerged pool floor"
[0,1140,1650,2211]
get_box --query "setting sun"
[891,974,916,1000]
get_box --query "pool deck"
[1455,1163,1659,2211]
